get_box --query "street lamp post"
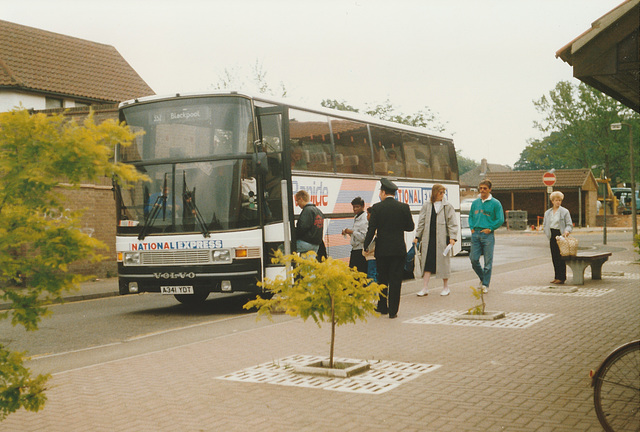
[610,122,637,239]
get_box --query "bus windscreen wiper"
[138,173,168,240]
[112,177,129,221]
[183,189,210,238]
[182,171,210,238]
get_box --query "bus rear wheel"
[174,291,209,306]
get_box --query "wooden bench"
[562,252,612,285]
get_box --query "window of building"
[45,97,63,109]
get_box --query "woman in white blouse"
[413,184,458,297]
[543,191,573,284]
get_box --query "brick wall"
[38,105,120,277]
[493,188,597,228]
[595,214,640,228]
[58,185,117,277]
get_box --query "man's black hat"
[380,178,398,192]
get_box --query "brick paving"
[1,235,638,431]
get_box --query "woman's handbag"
[413,244,423,279]
[556,235,578,256]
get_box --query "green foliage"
[0,108,145,419]
[519,81,640,184]
[244,250,384,367]
[320,99,359,113]
[467,286,486,315]
[321,98,448,133]
[513,132,574,171]
[456,150,479,176]
[634,234,640,258]
[0,347,49,421]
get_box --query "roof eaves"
[556,0,638,61]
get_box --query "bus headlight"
[212,249,231,263]
[123,252,141,265]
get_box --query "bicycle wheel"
[593,340,640,432]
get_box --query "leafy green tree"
[0,109,144,420]
[524,81,639,183]
[320,99,359,113]
[322,98,448,133]
[514,132,575,171]
[244,251,384,368]
[456,150,479,176]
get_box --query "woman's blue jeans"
[470,231,495,287]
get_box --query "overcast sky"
[2,0,625,166]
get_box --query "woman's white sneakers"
[418,288,451,296]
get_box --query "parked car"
[460,214,471,253]
[460,198,476,214]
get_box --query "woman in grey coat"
[543,191,573,284]
[413,184,459,297]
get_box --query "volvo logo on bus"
[154,272,196,279]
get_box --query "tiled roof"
[460,160,511,187]
[0,20,154,103]
[486,169,598,191]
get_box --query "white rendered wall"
[0,90,80,112]
[0,90,45,112]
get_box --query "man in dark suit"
[364,178,415,318]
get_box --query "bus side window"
[289,109,333,173]
[370,126,405,177]
[258,113,284,222]
[429,139,456,181]
[331,118,372,175]
[264,155,283,221]
[404,135,431,179]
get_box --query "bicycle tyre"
[593,340,640,432]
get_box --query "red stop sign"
[543,172,556,186]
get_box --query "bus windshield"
[116,96,259,236]
[119,96,254,162]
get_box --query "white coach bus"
[114,92,460,305]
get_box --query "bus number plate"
[161,286,194,295]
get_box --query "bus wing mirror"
[253,152,269,176]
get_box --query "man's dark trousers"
[375,255,405,315]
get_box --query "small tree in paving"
[244,250,384,368]
[468,286,486,315]
[0,108,144,420]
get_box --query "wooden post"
[578,187,582,227]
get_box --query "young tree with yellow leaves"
[244,251,384,369]
[0,108,145,420]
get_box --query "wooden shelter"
[487,169,599,228]
[556,0,639,113]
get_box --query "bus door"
[255,106,293,277]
